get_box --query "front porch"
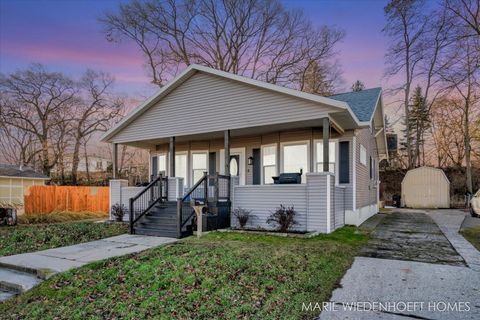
[108,118,351,237]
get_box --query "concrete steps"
[0,267,42,301]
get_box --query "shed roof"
[0,164,50,179]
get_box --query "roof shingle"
[329,87,381,122]
[0,164,50,179]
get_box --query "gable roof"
[0,164,50,179]
[329,87,382,122]
[102,65,381,143]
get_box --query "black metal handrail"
[176,172,231,237]
[129,174,168,234]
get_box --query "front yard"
[0,227,367,319]
[0,221,127,256]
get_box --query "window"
[369,156,373,179]
[316,141,336,173]
[96,161,103,170]
[339,141,350,184]
[359,144,367,166]
[262,145,277,184]
[282,143,308,182]
[191,152,207,184]
[158,154,167,175]
[175,153,187,187]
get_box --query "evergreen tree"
[409,86,431,166]
[351,80,365,92]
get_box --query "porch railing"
[177,172,231,237]
[129,174,168,233]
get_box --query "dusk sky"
[0,0,390,100]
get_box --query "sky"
[0,0,390,100]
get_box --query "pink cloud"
[1,42,143,68]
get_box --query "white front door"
[219,148,245,185]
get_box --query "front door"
[229,155,240,177]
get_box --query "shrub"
[111,203,127,222]
[233,207,252,229]
[266,205,297,232]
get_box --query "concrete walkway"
[320,210,480,320]
[429,209,480,271]
[0,234,177,301]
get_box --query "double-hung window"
[191,152,207,185]
[281,142,308,182]
[175,153,188,187]
[316,141,336,173]
[158,154,167,175]
[262,145,277,184]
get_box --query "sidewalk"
[0,234,178,279]
[0,234,178,301]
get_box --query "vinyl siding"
[111,72,335,143]
[306,173,329,232]
[355,128,379,208]
[232,185,308,230]
[334,186,346,229]
[152,128,351,188]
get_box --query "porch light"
[248,156,254,166]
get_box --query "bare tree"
[70,70,123,185]
[440,39,479,193]
[444,0,480,37]
[100,0,344,92]
[0,64,76,175]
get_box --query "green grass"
[460,226,480,251]
[0,221,127,257]
[17,211,109,224]
[0,226,367,319]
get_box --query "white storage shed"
[401,167,450,208]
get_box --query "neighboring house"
[0,164,50,205]
[103,65,387,237]
[53,155,112,174]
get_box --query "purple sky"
[0,0,389,99]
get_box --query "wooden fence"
[24,186,109,215]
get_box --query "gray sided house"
[103,65,387,238]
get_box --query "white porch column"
[323,117,330,172]
[169,137,175,177]
[112,143,118,179]
[306,173,334,233]
[109,179,128,219]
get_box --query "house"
[0,164,50,205]
[52,154,112,175]
[102,65,387,237]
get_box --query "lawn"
[0,227,368,319]
[0,221,127,257]
[460,225,480,251]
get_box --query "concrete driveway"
[320,209,480,320]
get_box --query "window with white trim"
[262,145,277,184]
[191,152,207,184]
[175,153,187,187]
[359,144,367,166]
[158,154,167,175]
[316,141,336,173]
[282,142,308,182]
